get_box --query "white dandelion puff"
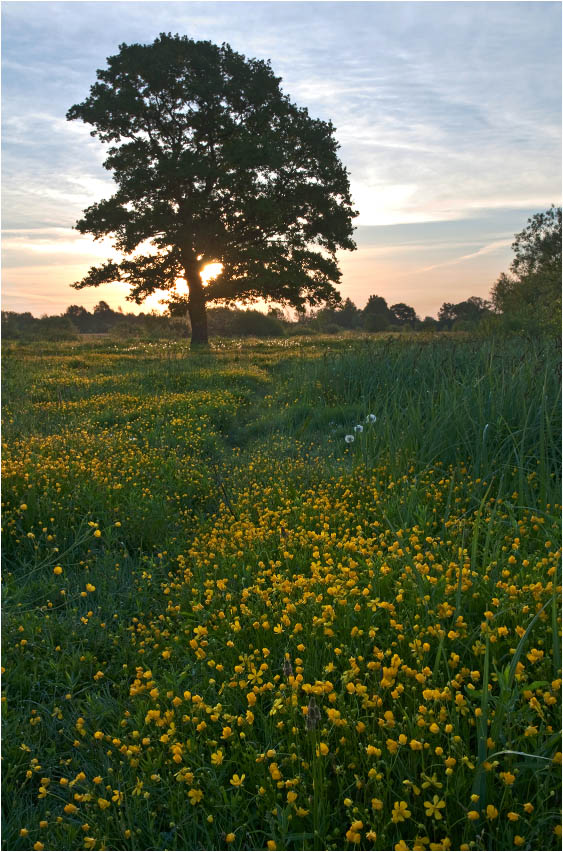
[365,414,377,423]
[344,434,355,444]
[354,424,363,433]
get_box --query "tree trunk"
[184,262,209,347]
[187,294,209,347]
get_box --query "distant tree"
[1,311,36,339]
[362,294,391,332]
[232,310,285,337]
[390,302,418,328]
[421,315,439,331]
[465,296,492,313]
[437,302,456,328]
[93,300,113,315]
[65,305,94,333]
[67,33,357,346]
[490,206,561,332]
[490,273,513,315]
[308,305,338,333]
[335,297,362,329]
[86,300,118,332]
[438,297,491,329]
[36,315,77,341]
[510,206,562,281]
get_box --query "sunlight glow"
[201,262,223,285]
[174,277,189,296]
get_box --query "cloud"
[1,0,560,315]
[416,239,514,273]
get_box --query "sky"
[2,0,561,319]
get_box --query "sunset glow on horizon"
[2,2,560,319]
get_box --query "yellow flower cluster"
[2,336,560,851]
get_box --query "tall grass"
[273,335,561,502]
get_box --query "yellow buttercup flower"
[188,788,203,805]
[424,795,446,819]
[391,801,411,823]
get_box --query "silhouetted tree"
[437,302,455,328]
[362,294,391,332]
[421,315,439,331]
[1,311,36,339]
[510,206,561,280]
[438,297,492,329]
[93,300,113,315]
[67,34,357,346]
[65,305,93,333]
[490,207,561,332]
[336,297,362,329]
[390,302,418,328]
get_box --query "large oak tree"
[67,33,357,345]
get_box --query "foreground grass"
[2,333,561,851]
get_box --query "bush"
[363,313,389,332]
[36,316,78,340]
[2,313,77,341]
[230,310,285,337]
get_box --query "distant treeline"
[2,294,499,342]
[4,207,560,342]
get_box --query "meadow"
[1,332,561,852]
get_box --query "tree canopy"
[490,206,561,333]
[390,302,418,327]
[67,33,357,344]
[362,294,391,331]
[438,296,492,329]
[510,206,562,281]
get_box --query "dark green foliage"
[67,34,357,344]
[490,206,562,334]
[362,294,391,331]
[421,315,439,330]
[1,311,36,339]
[335,297,362,329]
[1,312,77,341]
[510,205,562,280]
[224,309,285,337]
[438,296,492,330]
[389,301,418,327]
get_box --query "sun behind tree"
[67,33,357,346]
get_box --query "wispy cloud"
[417,239,514,273]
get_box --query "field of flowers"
[2,333,561,851]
